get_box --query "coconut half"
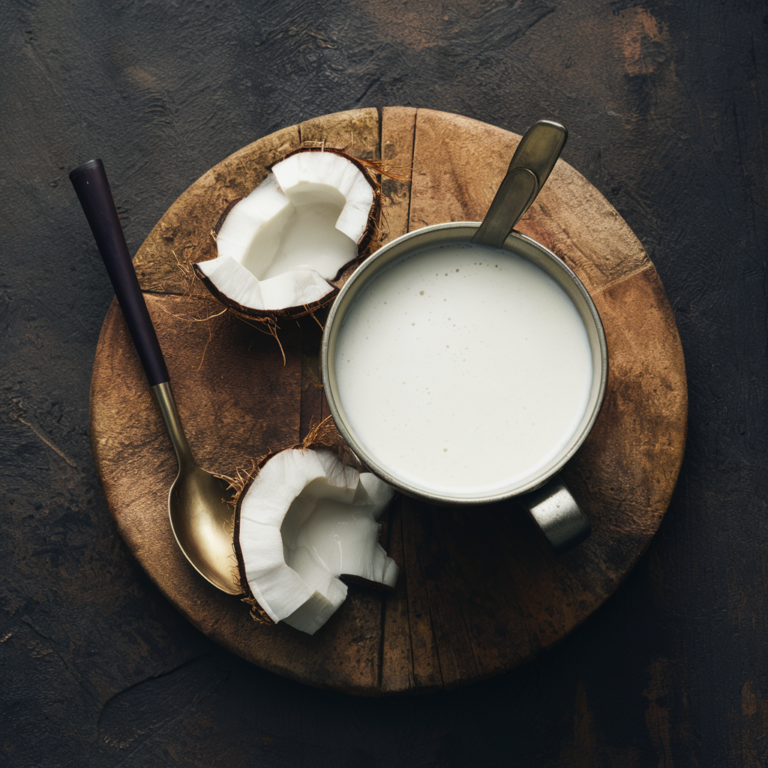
[194,148,379,319]
[235,447,399,635]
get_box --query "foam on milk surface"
[334,242,594,496]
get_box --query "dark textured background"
[1,0,766,765]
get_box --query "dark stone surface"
[0,0,765,765]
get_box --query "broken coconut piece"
[235,447,399,635]
[194,148,379,319]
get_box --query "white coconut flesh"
[196,152,375,312]
[237,448,398,635]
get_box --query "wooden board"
[90,108,687,695]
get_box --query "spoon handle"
[70,159,170,387]
[472,120,568,249]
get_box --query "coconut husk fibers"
[90,107,687,695]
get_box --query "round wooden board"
[90,108,687,695]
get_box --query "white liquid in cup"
[333,241,594,497]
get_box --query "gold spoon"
[70,159,240,595]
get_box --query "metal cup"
[321,223,607,552]
[322,121,607,552]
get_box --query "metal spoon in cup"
[473,119,568,248]
[70,160,240,595]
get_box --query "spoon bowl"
[169,466,238,594]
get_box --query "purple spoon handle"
[70,159,169,387]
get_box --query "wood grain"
[90,108,687,694]
[380,106,417,247]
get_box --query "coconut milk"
[333,241,594,497]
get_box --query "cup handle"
[518,475,591,553]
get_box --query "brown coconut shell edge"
[232,420,393,628]
[193,147,382,322]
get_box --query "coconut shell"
[232,418,377,628]
[193,146,382,321]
